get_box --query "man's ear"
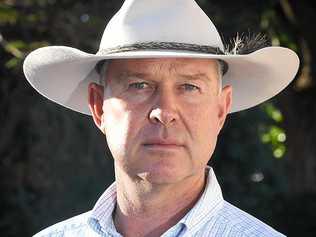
[218,85,232,131]
[88,82,104,131]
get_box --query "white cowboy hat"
[23,0,299,115]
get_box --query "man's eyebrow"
[117,71,150,80]
[178,73,211,82]
[110,71,150,85]
[113,71,212,84]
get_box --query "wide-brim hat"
[23,0,300,115]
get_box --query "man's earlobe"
[88,83,104,129]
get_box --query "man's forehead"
[107,58,219,75]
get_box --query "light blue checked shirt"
[34,167,285,237]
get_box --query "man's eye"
[128,82,149,90]
[182,84,199,91]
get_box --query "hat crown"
[100,0,224,50]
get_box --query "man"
[23,0,299,236]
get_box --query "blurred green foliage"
[1,0,315,236]
[261,104,287,159]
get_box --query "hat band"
[96,41,229,74]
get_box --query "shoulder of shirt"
[200,200,286,237]
[32,210,93,237]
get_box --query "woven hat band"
[96,41,229,74]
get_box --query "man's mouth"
[143,138,185,149]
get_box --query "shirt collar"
[88,182,118,235]
[88,166,224,235]
[179,166,224,233]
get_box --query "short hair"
[97,60,109,87]
[97,59,225,94]
[217,60,224,94]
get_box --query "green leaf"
[273,144,286,159]
[6,40,27,50]
[5,57,20,69]
[264,103,283,123]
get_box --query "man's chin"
[136,166,190,185]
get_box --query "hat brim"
[23,46,299,115]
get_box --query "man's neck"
[113,170,207,237]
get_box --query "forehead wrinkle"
[169,61,180,74]
[147,60,192,80]
[154,60,175,77]
[137,60,177,80]
[120,71,150,79]
[149,60,214,84]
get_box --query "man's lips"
[143,139,185,149]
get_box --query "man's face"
[98,58,232,184]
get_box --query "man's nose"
[149,88,179,126]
